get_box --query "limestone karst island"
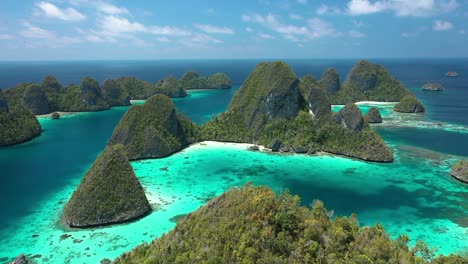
[0,1,467,264]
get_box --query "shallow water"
[0,142,466,263]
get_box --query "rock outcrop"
[155,76,187,98]
[109,94,199,160]
[41,75,62,93]
[102,79,131,106]
[394,95,425,113]
[308,86,331,120]
[10,254,28,264]
[22,84,50,114]
[0,104,41,147]
[51,112,60,119]
[364,107,383,123]
[207,73,232,89]
[80,77,109,108]
[335,60,412,104]
[450,160,468,183]
[63,144,150,228]
[299,75,319,102]
[319,68,340,96]
[228,61,300,133]
[422,83,444,91]
[334,103,364,131]
[115,77,157,100]
[57,77,110,112]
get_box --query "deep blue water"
[0,59,467,261]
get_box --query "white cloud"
[246,27,254,32]
[316,4,343,15]
[157,37,171,42]
[433,20,453,31]
[349,29,366,38]
[259,33,275,39]
[347,0,459,17]
[194,24,235,34]
[0,34,14,40]
[148,26,191,36]
[243,13,340,43]
[98,15,145,35]
[95,2,129,15]
[347,0,387,15]
[36,1,86,21]
[20,22,81,47]
[289,14,304,20]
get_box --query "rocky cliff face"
[63,144,150,228]
[450,160,468,183]
[364,107,383,123]
[319,68,341,96]
[334,103,364,131]
[22,84,50,115]
[335,60,413,104]
[308,86,331,120]
[80,77,107,107]
[109,94,199,160]
[41,75,62,93]
[393,95,425,113]
[102,79,131,106]
[229,61,301,133]
[156,76,187,98]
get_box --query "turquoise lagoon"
[0,89,467,263]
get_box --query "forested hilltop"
[115,185,466,264]
[2,72,232,115]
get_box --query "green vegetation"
[22,84,50,114]
[115,77,157,100]
[299,75,319,103]
[333,60,413,104]
[207,73,232,89]
[202,61,392,162]
[63,144,150,228]
[155,76,187,98]
[102,79,131,106]
[115,184,465,264]
[109,94,200,160]
[0,102,41,147]
[57,77,110,112]
[394,95,425,113]
[365,107,383,123]
[319,68,340,96]
[180,71,232,90]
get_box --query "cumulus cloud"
[433,20,453,31]
[347,0,458,17]
[20,22,81,47]
[194,24,235,34]
[316,4,343,15]
[243,13,341,43]
[98,15,145,35]
[259,33,276,39]
[36,1,86,21]
[95,2,129,15]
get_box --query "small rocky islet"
[450,160,468,183]
[422,83,444,91]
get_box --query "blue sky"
[0,0,466,60]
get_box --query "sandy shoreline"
[332,101,398,107]
[36,111,80,119]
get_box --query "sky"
[0,0,466,60]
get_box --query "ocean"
[0,59,466,263]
